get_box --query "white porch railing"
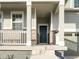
[0,30,27,45]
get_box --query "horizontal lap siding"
[65,11,79,31]
[2,8,26,29]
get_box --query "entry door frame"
[38,24,48,44]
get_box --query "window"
[74,0,79,7]
[0,12,3,30]
[11,11,24,30]
[12,14,22,21]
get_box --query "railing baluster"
[23,32,25,44]
[20,31,22,44]
[24,31,25,44]
[0,31,1,43]
[2,32,4,43]
[2,31,4,43]
[22,32,24,43]
[20,31,21,44]
[0,30,27,45]
[25,32,26,44]
[3,31,4,43]
[19,31,20,44]
[24,32,25,44]
[23,31,26,45]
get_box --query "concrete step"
[30,54,60,59]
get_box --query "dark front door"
[39,26,48,43]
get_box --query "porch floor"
[0,45,67,51]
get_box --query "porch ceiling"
[32,2,58,17]
[0,0,60,3]
[0,2,58,17]
[1,2,26,8]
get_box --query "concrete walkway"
[30,54,60,59]
[65,56,79,59]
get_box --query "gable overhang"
[0,0,59,3]
[32,0,59,2]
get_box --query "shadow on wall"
[55,37,79,59]
[64,38,79,56]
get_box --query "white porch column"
[32,8,37,30]
[58,0,65,46]
[50,11,53,44]
[26,0,32,46]
[70,0,74,8]
[57,1,65,58]
[32,8,37,45]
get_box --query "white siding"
[1,8,26,30]
[65,11,79,32]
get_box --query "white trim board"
[0,0,60,2]
[38,24,49,34]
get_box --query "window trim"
[70,0,74,8]
[11,11,24,30]
[0,11,3,30]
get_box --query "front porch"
[0,0,65,47]
[0,0,68,59]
